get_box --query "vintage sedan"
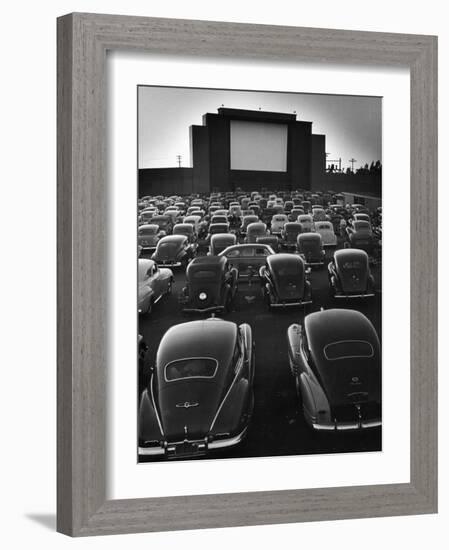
[219,243,274,280]
[297,214,314,232]
[180,256,238,314]
[312,207,327,222]
[281,222,303,250]
[151,235,195,267]
[151,214,173,236]
[241,214,259,235]
[314,221,338,247]
[346,220,375,254]
[208,233,236,256]
[328,248,375,298]
[287,309,381,431]
[297,233,326,266]
[288,207,305,222]
[270,214,289,235]
[138,317,255,458]
[260,254,312,308]
[138,224,163,252]
[138,258,174,314]
[245,222,269,243]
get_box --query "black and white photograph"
[137,85,382,462]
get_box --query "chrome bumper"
[334,292,375,299]
[155,261,182,267]
[270,299,312,308]
[183,305,225,314]
[312,419,381,431]
[138,426,248,457]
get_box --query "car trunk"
[158,380,224,442]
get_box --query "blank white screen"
[230,120,288,172]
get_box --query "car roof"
[188,255,227,267]
[334,248,369,264]
[305,309,379,369]
[158,234,187,244]
[298,232,321,242]
[267,253,304,268]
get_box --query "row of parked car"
[138,245,376,315]
[137,189,382,459]
[138,191,381,258]
[138,310,381,459]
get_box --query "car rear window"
[139,227,157,235]
[165,358,218,381]
[191,269,218,279]
[323,340,374,361]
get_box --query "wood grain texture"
[56,13,438,536]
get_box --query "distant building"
[138,107,380,197]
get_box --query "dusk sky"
[138,86,382,172]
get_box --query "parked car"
[180,256,238,313]
[297,214,314,233]
[288,207,304,222]
[151,235,195,267]
[219,243,274,280]
[138,224,163,252]
[314,221,338,247]
[241,215,259,235]
[353,212,371,223]
[210,215,229,225]
[208,233,237,256]
[270,214,289,235]
[138,258,174,314]
[312,207,327,222]
[207,222,230,241]
[346,220,375,255]
[297,233,326,266]
[287,309,381,431]
[259,254,312,308]
[138,317,255,458]
[172,223,198,252]
[245,222,269,243]
[328,249,375,298]
[183,215,202,234]
[281,222,303,250]
[151,214,173,235]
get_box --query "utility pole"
[176,155,182,168]
[349,158,357,172]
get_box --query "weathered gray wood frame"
[57,13,438,536]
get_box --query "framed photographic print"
[57,13,437,536]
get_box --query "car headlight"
[199,292,207,301]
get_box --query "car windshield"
[324,340,374,360]
[165,357,218,381]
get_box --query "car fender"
[138,387,163,442]
[299,373,331,426]
[210,378,250,436]
[240,323,254,381]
